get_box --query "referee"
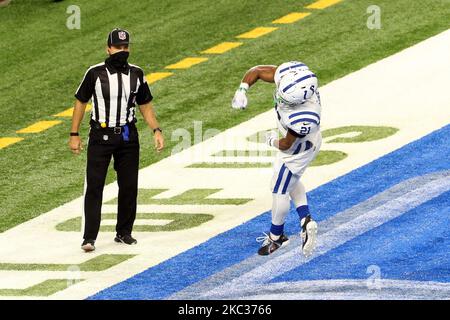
[69,28,164,252]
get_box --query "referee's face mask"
[106,46,130,69]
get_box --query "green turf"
[211,150,277,157]
[56,212,214,232]
[0,254,135,271]
[0,279,82,297]
[106,188,252,205]
[322,126,399,143]
[0,0,449,232]
[187,162,273,169]
[311,150,347,166]
[187,150,348,168]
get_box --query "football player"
[232,61,321,257]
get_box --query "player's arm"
[232,65,277,110]
[242,65,277,86]
[266,129,298,151]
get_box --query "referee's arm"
[68,99,88,155]
[139,101,164,152]
[69,67,94,155]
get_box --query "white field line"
[230,279,450,300]
[0,29,449,299]
[200,174,450,299]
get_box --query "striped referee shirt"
[75,59,153,128]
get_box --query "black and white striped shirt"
[75,60,153,127]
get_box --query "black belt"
[90,120,135,133]
[89,120,136,141]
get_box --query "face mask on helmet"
[274,90,297,107]
[276,70,318,106]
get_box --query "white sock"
[289,180,311,221]
[270,193,291,240]
[289,180,307,207]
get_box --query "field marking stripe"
[0,137,24,149]
[102,219,172,226]
[199,172,450,298]
[54,104,92,117]
[272,12,311,24]
[206,279,450,300]
[306,0,343,10]
[0,254,135,272]
[168,172,450,300]
[165,57,208,69]
[201,42,243,54]
[146,72,174,84]
[0,279,82,297]
[19,15,297,136]
[236,27,278,39]
[16,120,62,134]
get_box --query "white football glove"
[231,83,249,109]
[265,130,278,147]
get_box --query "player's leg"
[289,179,318,257]
[258,161,293,256]
[270,192,290,240]
[289,179,309,220]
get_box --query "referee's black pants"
[83,125,139,240]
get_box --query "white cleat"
[300,215,318,257]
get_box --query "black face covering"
[106,51,129,72]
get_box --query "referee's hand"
[69,136,83,155]
[154,131,164,152]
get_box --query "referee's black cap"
[107,28,130,47]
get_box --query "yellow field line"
[0,137,24,150]
[54,104,92,117]
[272,12,311,24]
[165,57,209,69]
[236,27,278,39]
[16,120,62,134]
[201,42,243,54]
[146,72,174,84]
[306,0,342,10]
[18,4,342,141]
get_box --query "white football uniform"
[270,86,322,194]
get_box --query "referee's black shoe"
[81,239,96,252]
[114,234,137,245]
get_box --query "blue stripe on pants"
[281,170,293,194]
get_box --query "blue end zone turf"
[274,190,450,283]
[90,124,450,300]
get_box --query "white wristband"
[268,137,278,147]
[239,82,249,92]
